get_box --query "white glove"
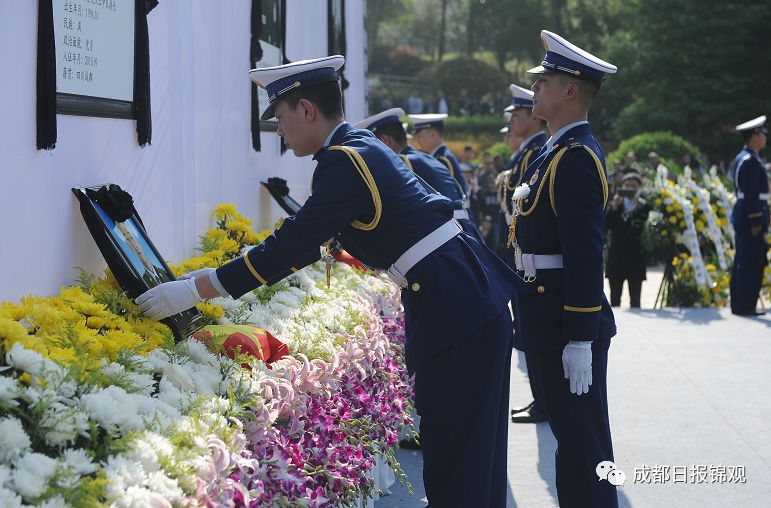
[562,341,593,396]
[136,279,202,321]
[177,267,216,280]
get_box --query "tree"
[604,0,771,163]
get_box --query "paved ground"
[376,268,771,507]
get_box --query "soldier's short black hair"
[281,81,344,120]
[741,130,764,143]
[374,122,407,145]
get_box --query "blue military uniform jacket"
[400,145,481,241]
[499,132,548,219]
[216,123,517,371]
[732,147,770,232]
[510,123,616,353]
[433,144,471,197]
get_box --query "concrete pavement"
[376,268,771,507]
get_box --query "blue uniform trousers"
[499,218,544,415]
[527,341,618,508]
[730,227,767,313]
[415,311,513,507]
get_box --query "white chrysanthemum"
[0,464,11,488]
[199,396,230,416]
[38,494,70,508]
[11,468,48,500]
[100,362,125,378]
[182,338,219,367]
[145,471,183,502]
[0,377,18,406]
[5,343,47,375]
[41,403,90,447]
[103,457,148,499]
[15,452,58,479]
[79,385,140,432]
[123,439,160,474]
[190,366,221,396]
[158,360,196,393]
[0,487,22,508]
[126,371,156,395]
[110,485,168,508]
[0,417,31,462]
[156,378,190,412]
[63,448,97,475]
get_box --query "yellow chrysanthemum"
[0,301,23,320]
[196,302,225,322]
[0,317,31,348]
[212,203,238,221]
[226,220,252,234]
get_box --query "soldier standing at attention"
[730,115,769,316]
[408,113,471,198]
[136,56,518,507]
[509,31,619,507]
[501,84,549,425]
[355,108,484,244]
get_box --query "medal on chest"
[529,169,540,186]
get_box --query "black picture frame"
[72,185,205,340]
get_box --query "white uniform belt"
[736,192,770,200]
[453,208,470,220]
[387,219,462,288]
[514,251,563,280]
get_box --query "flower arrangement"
[668,254,730,307]
[0,205,412,507]
[701,169,735,246]
[644,167,734,307]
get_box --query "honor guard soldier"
[495,113,519,258]
[730,115,769,316]
[136,56,518,507]
[509,31,619,507]
[354,108,484,243]
[499,84,549,425]
[408,113,471,197]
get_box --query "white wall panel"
[0,0,365,301]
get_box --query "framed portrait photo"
[72,185,205,340]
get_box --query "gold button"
[411,282,421,292]
[537,285,545,294]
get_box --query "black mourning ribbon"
[134,0,159,146]
[37,0,158,149]
[86,184,140,225]
[250,0,263,152]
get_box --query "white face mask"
[623,196,637,212]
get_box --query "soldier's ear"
[297,98,316,122]
[564,82,579,100]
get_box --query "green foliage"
[486,141,513,162]
[443,115,506,148]
[444,114,505,134]
[607,131,704,178]
[604,0,771,163]
[368,45,426,76]
[418,56,509,100]
[665,275,701,308]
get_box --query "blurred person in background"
[604,173,650,308]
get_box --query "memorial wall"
[0,0,367,301]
